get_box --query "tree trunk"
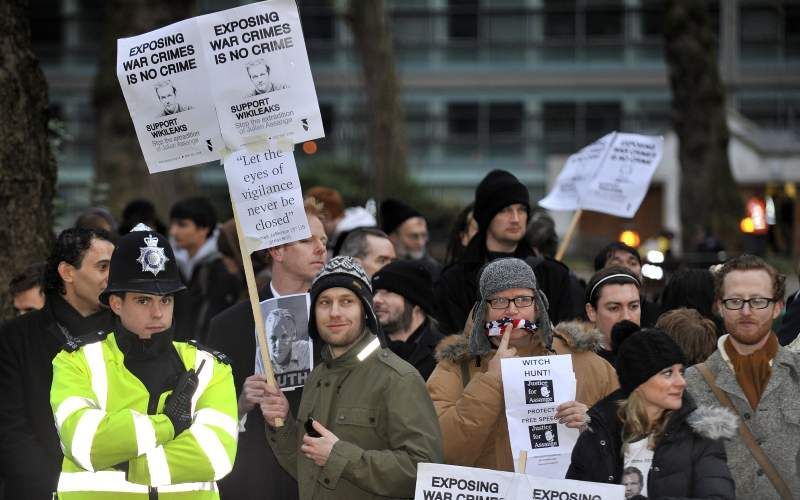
[345,0,408,198]
[0,0,56,320]
[93,0,198,219]
[664,0,742,252]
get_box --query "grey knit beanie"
[469,258,553,357]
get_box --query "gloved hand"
[163,361,204,436]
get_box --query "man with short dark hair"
[261,257,443,499]
[0,228,115,499]
[380,198,441,281]
[169,196,240,341]
[338,227,396,278]
[9,262,46,315]
[435,169,575,335]
[206,199,327,500]
[593,241,658,326]
[584,266,642,364]
[372,260,444,380]
[686,254,800,498]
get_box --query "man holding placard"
[428,258,618,472]
[206,199,327,500]
[261,257,443,500]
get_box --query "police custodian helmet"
[99,223,186,305]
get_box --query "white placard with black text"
[116,18,224,172]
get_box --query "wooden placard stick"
[229,193,283,427]
[554,209,583,262]
[517,450,528,474]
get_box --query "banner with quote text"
[224,146,310,252]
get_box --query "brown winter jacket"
[426,320,619,472]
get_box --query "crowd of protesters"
[2,169,800,499]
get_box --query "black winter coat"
[434,235,577,335]
[174,253,241,342]
[386,318,444,381]
[206,284,301,500]
[566,390,736,499]
[0,295,114,500]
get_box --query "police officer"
[50,224,238,499]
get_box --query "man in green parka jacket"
[261,256,443,499]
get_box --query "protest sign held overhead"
[414,463,625,500]
[224,147,310,252]
[255,293,312,391]
[539,132,663,218]
[539,132,615,212]
[501,355,579,478]
[198,0,324,149]
[117,18,224,173]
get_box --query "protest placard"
[539,132,615,212]
[580,133,663,218]
[414,463,625,500]
[502,355,578,478]
[198,0,324,149]
[538,132,663,218]
[117,18,224,172]
[224,147,310,252]
[414,463,521,500]
[255,293,312,391]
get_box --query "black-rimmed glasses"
[486,296,535,309]
[721,297,776,310]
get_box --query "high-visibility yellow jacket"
[50,332,238,499]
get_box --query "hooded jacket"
[426,320,618,471]
[267,332,443,499]
[566,390,737,499]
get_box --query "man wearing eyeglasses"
[428,258,618,472]
[685,254,800,498]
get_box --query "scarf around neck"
[725,332,779,409]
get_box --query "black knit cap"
[308,256,386,346]
[616,329,688,396]
[473,169,530,231]
[380,199,423,235]
[371,260,435,316]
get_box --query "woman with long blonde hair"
[566,329,736,499]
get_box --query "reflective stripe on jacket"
[50,332,238,499]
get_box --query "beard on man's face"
[380,299,414,335]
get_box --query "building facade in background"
[33,0,800,243]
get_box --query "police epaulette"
[187,339,232,365]
[63,330,109,353]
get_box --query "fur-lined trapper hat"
[468,258,553,357]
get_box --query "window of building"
[586,102,622,140]
[641,1,666,39]
[739,1,795,60]
[447,102,480,136]
[489,103,524,137]
[298,0,334,40]
[448,0,479,40]
[319,103,334,137]
[29,0,63,45]
[544,0,576,39]
[585,2,623,38]
[543,101,622,154]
